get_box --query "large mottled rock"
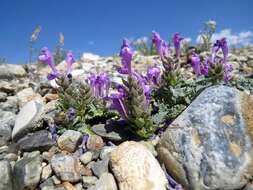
[57,130,82,152]
[157,85,253,190]
[0,64,26,79]
[0,160,13,190]
[110,141,167,190]
[12,100,44,141]
[13,151,42,190]
[88,173,117,190]
[51,154,81,182]
[17,130,54,152]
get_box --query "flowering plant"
[39,48,114,134]
[107,39,161,138]
[190,38,233,83]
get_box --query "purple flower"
[173,33,183,59]
[38,47,59,80]
[49,125,58,142]
[109,92,128,119]
[80,135,89,154]
[147,65,161,85]
[211,38,228,63]
[201,59,209,76]
[66,51,75,76]
[133,71,152,110]
[190,53,201,75]
[88,73,111,98]
[152,31,170,60]
[219,38,228,63]
[67,107,76,121]
[118,39,134,75]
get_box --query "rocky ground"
[0,48,253,190]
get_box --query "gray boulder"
[88,173,117,190]
[157,85,253,190]
[12,100,44,141]
[57,130,82,152]
[13,151,42,190]
[17,130,54,152]
[51,154,81,183]
[0,160,13,190]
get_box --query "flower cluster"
[152,31,184,61]
[152,31,170,60]
[87,73,111,99]
[190,37,233,82]
[109,39,161,115]
[38,47,75,80]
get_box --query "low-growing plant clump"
[38,29,252,140]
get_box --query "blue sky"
[0,0,253,63]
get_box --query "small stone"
[0,160,13,190]
[91,157,109,178]
[244,182,253,190]
[44,93,59,102]
[4,153,18,162]
[0,92,7,102]
[0,115,13,146]
[110,141,167,190]
[51,154,81,183]
[92,123,131,141]
[16,87,43,108]
[39,177,55,190]
[86,135,104,151]
[0,81,16,93]
[0,111,16,136]
[13,151,42,190]
[41,164,53,181]
[0,64,26,79]
[17,130,54,152]
[82,176,98,188]
[52,175,61,185]
[12,100,44,141]
[0,96,18,113]
[88,173,117,190]
[80,151,93,165]
[57,130,82,153]
[100,146,116,160]
[80,165,93,176]
[62,181,76,190]
[74,183,83,190]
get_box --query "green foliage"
[228,76,253,92]
[122,76,157,139]
[55,76,114,134]
[154,75,211,121]
[207,62,224,84]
